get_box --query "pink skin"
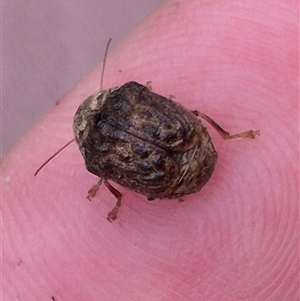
[2,0,298,300]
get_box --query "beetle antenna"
[100,38,112,91]
[34,138,75,176]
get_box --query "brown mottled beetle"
[73,81,259,222]
[34,40,259,223]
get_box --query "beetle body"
[73,81,217,201]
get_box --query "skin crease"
[2,0,298,300]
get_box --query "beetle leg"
[193,110,260,140]
[145,81,153,91]
[104,180,122,222]
[87,178,103,201]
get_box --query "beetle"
[73,80,259,222]
[35,39,259,222]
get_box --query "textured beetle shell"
[73,81,217,200]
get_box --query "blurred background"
[2,0,164,156]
